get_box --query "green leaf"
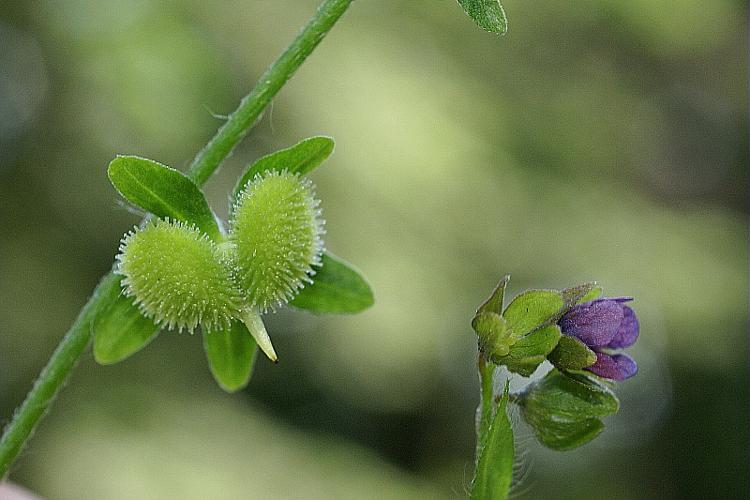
[233,136,334,201]
[471,382,513,500]
[519,369,619,450]
[290,252,374,314]
[548,335,597,371]
[503,290,564,336]
[93,276,160,365]
[457,0,508,35]
[475,274,510,316]
[108,156,220,240]
[203,321,258,393]
[492,324,561,376]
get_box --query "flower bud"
[557,297,639,380]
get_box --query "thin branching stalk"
[0,0,354,477]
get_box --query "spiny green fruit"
[117,219,241,333]
[230,170,325,312]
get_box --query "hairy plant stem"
[475,353,497,460]
[473,354,514,500]
[0,0,353,478]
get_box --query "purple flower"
[557,297,639,380]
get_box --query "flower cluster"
[471,278,642,453]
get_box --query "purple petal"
[586,352,638,381]
[589,297,632,304]
[606,306,639,349]
[609,297,633,303]
[558,300,624,347]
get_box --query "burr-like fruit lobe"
[230,171,324,312]
[117,219,241,332]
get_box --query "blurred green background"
[0,0,747,498]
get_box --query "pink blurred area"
[0,483,39,500]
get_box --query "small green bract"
[231,170,325,312]
[117,219,241,333]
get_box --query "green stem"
[187,0,354,185]
[475,354,496,459]
[472,355,514,500]
[0,0,353,478]
[0,273,119,476]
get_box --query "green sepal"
[93,276,160,365]
[517,369,619,450]
[547,335,597,371]
[203,320,258,393]
[503,290,564,337]
[457,0,508,35]
[232,136,334,202]
[470,381,513,500]
[472,312,512,357]
[522,413,605,452]
[491,324,561,376]
[472,275,513,356]
[290,252,374,314]
[560,282,599,308]
[475,274,510,316]
[522,370,619,421]
[577,286,602,304]
[108,156,221,240]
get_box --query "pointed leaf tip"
[457,0,508,35]
[476,274,510,316]
[561,282,601,307]
[240,310,278,363]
